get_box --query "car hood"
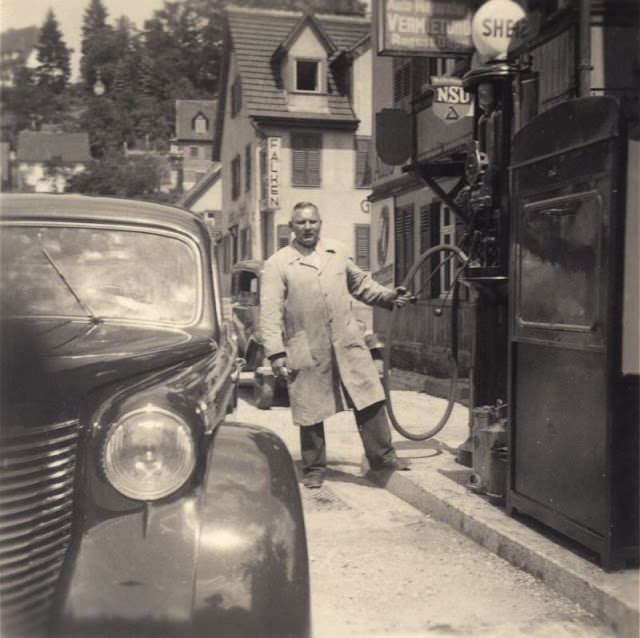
[1,319,214,425]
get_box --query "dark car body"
[0,195,309,638]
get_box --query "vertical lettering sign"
[377,0,474,56]
[268,137,281,210]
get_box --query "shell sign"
[471,0,539,60]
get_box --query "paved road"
[235,389,616,638]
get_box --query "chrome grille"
[0,420,79,637]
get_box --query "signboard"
[267,137,281,210]
[377,0,474,57]
[471,0,538,61]
[431,76,473,123]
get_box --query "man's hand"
[392,286,416,308]
[271,355,289,379]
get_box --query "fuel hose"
[382,244,469,441]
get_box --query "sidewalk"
[243,385,639,638]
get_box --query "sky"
[0,0,167,79]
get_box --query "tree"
[80,0,119,93]
[66,152,169,201]
[35,10,71,94]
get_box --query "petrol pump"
[377,0,638,569]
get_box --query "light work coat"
[260,240,396,426]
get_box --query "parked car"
[231,260,288,409]
[0,194,310,638]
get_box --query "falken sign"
[377,0,474,56]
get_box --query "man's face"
[290,206,322,248]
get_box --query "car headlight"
[102,407,195,501]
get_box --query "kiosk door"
[508,97,638,568]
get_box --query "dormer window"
[192,113,209,134]
[295,59,320,92]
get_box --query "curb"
[364,459,639,638]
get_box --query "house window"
[230,225,239,264]
[240,226,251,259]
[277,224,290,249]
[295,59,319,92]
[189,146,199,159]
[231,77,242,117]
[231,154,241,200]
[222,235,230,273]
[193,114,208,133]
[259,147,267,200]
[355,137,372,188]
[291,132,321,187]
[394,204,414,286]
[245,143,251,193]
[354,224,370,270]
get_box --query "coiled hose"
[382,244,469,441]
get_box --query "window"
[291,132,321,187]
[277,224,290,249]
[354,224,370,270]
[189,146,199,159]
[420,203,440,299]
[231,77,242,117]
[222,235,230,273]
[230,225,239,264]
[295,59,319,92]
[240,226,251,259]
[193,114,208,133]
[355,137,372,188]
[231,155,241,200]
[259,147,268,200]
[394,204,414,285]
[245,143,252,193]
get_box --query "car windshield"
[1,225,200,324]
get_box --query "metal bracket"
[404,163,469,224]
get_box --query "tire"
[254,373,275,409]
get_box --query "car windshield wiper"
[40,245,103,326]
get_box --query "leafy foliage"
[66,151,171,201]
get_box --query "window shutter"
[355,224,370,270]
[430,202,441,298]
[419,206,431,299]
[245,144,251,192]
[292,133,322,187]
[355,137,371,188]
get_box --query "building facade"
[215,7,374,297]
[170,100,217,192]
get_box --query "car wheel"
[254,372,275,410]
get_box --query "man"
[260,202,413,489]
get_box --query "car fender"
[192,421,310,638]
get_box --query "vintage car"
[230,260,288,410]
[0,194,310,638]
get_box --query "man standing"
[260,202,413,489]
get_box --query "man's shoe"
[370,457,411,471]
[303,473,324,489]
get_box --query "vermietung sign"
[377,0,474,57]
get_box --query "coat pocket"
[285,331,315,370]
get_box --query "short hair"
[292,201,319,218]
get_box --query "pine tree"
[80,0,117,93]
[35,10,71,94]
